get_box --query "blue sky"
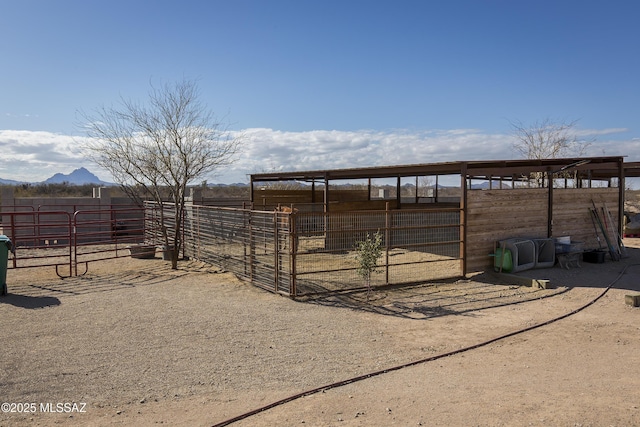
[2,0,640,184]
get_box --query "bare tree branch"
[510,117,591,160]
[509,118,593,187]
[79,78,245,268]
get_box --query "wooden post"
[385,202,390,285]
[547,167,554,238]
[324,174,329,213]
[460,163,468,276]
[289,210,297,297]
[618,158,625,239]
[249,176,255,204]
[273,211,280,293]
[249,210,255,286]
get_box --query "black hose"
[211,264,637,427]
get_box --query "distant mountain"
[471,181,512,189]
[208,182,249,187]
[43,168,112,185]
[0,177,26,185]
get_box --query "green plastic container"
[492,248,513,273]
[0,235,12,295]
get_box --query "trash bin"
[0,235,14,296]
[491,247,513,273]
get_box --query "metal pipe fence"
[181,204,462,297]
[0,207,151,277]
[182,205,292,294]
[0,202,462,293]
[291,208,462,296]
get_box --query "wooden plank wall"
[465,187,619,273]
[552,188,618,250]
[466,188,548,273]
[328,200,397,211]
[254,189,322,208]
[254,189,370,209]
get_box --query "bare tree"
[80,79,244,269]
[510,118,592,187]
[510,118,590,160]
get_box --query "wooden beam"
[460,163,468,276]
[547,167,553,238]
[619,158,625,238]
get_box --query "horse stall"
[240,157,629,296]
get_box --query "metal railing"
[1,202,463,294]
[291,208,462,296]
[0,206,152,277]
[182,204,291,294]
[180,203,462,297]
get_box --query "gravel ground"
[1,240,639,426]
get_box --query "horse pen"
[2,157,640,426]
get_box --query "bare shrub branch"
[79,78,245,268]
[510,117,591,160]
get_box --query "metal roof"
[250,156,628,182]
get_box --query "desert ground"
[1,239,639,426]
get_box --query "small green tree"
[354,231,384,300]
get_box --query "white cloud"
[576,127,628,137]
[227,128,517,183]
[0,130,89,181]
[1,127,639,184]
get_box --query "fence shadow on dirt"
[2,259,222,299]
[298,274,569,320]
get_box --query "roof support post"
[323,173,329,213]
[547,167,554,238]
[460,164,468,276]
[250,176,255,205]
[618,158,625,238]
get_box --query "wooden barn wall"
[552,188,618,250]
[253,189,370,209]
[253,189,323,208]
[328,200,398,211]
[465,189,548,273]
[465,187,619,273]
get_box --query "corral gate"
[180,203,462,297]
[180,205,292,294]
[0,207,150,277]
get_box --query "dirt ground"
[1,239,639,427]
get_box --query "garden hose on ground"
[211,264,638,427]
